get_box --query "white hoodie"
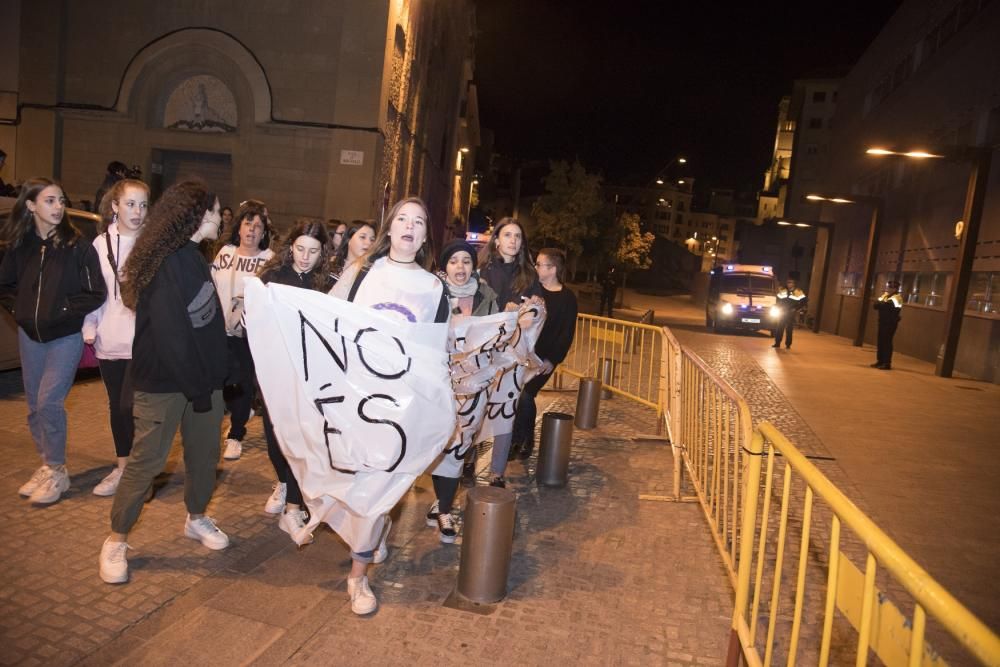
[211,244,273,336]
[82,223,137,360]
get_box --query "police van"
[705,263,780,333]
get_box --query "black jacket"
[261,264,321,290]
[535,285,578,366]
[130,241,227,410]
[0,232,106,342]
[479,259,541,309]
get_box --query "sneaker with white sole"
[99,538,130,584]
[372,517,392,564]
[29,466,70,504]
[19,465,52,497]
[425,500,439,527]
[264,482,286,514]
[93,467,124,497]
[184,515,230,550]
[278,508,314,545]
[437,512,457,544]
[223,439,242,460]
[347,575,377,615]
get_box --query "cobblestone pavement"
[0,368,733,666]
[611,291,1000,664]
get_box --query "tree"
[613,212,655,292]
[529,160,604,273]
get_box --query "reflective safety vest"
[874,291,903,323]
[776,287,808,311]
[877,292,903,308]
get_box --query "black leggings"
[263,405,304,506]
[432,474,462,514]
[512,371,552,448]
[98,358,134,458]
[224,336,256,441]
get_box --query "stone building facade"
[2,0,477,242]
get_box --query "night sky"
[475,0,903,192]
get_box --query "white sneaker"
[99,538,130,584]
[347,575,377,615]
[264,482,286,514]
[19,465,52,497]
[372,517,392,564]
[29,466,70,504]
[93,467,124,497]
[425,500,439,527]
[278,508,314,545]
[184,515,230,550]
[223,439,242,460]
[437,513,458,544]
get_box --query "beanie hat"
[439,239,478,270]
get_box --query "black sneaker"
[437,513,457,544]
[489,475,506,489]
[425,500,439,527]
[506,442,521,461]
[516,442,534,460]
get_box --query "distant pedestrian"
[871,280,903,370]
[477,217,541,485]
[82,178,149,497]
[94,161,128,213]
[327,219,347,253]
[0,149,17,197]
[511,248,578,460]
[0,178,107,505]
[256,219,333,538]
[221,206,233,229]
[329,220,376,284]
[98,180,230,585]
[599,266,617,317]
[211,200,274,461]
[772,277,807,349]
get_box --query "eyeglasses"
[534,263,554,269]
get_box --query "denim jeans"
[18,328,84,467]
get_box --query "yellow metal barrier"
[728,422,1000,667]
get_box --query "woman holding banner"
[329,196,450,615]
[477,217,542,486]
[256,220,333,538]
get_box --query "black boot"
[516,441,534,460]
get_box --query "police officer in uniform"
[871,279,903,369]
[772,277,807,349]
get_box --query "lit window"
[967,272,999,315]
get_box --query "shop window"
[905,271,948,308]
[967,272,999,315]
[837,272,861,296]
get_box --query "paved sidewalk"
[0,370,732,666]
[615,290,1000,641]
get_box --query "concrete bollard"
[575,377,601,429]
[537,412,573,487]
[457,486,517,604]
[600,357,616,399]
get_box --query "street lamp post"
[804,193,882,345]
[865,146,994,377]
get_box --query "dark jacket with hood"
[0,231,106,342]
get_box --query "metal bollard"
[537,412,573,487]
[600,357,616,399]
[575,377,601,429]
[457,487,517,604]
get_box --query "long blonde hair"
[360,196,434,271]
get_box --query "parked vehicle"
[705,263,780,334]
[0,197,101,370]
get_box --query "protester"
[329,220,375,283]
[772,277,807,350]
[0,178,107,504]
[599,266,617,317]
[511,248,578,460]
[221,206,233,229]
[256,219,333,539]
[0,149,17,197]
[82,179,149,496]
[211,201,274,460]
[477,217,541,486]
[327,219,348,253]
[94,161,128,213]
[871,279,903,370]
[329,196,450,614]
[98,180,229,584]
[425,239,499,543]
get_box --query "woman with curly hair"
[212,200,274,461]
[329,196,450,615]
[257,219,331,536]
[82,179,150,497]
[477,217,542,484]
[328,220,375,283]
[98,180,230,585]
[0,178,106,505]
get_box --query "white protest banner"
[431,302,546,478]
[243,278,456,550]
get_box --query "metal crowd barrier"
[728,422,1000,666]
[562,310,1000,665]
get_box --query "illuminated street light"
[678,157,687,164]
[656,178,664,184]
[776,220,791,226]
[460,147,470,153]
[865,147,945,159]
[677,179,685,184]
[794,223,811,228]
[806,194,854,204]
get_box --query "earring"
[113,212,118,224]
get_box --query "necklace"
[387,254,416,265]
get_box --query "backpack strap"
[346,264,370,303]
[435,278,451,323]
